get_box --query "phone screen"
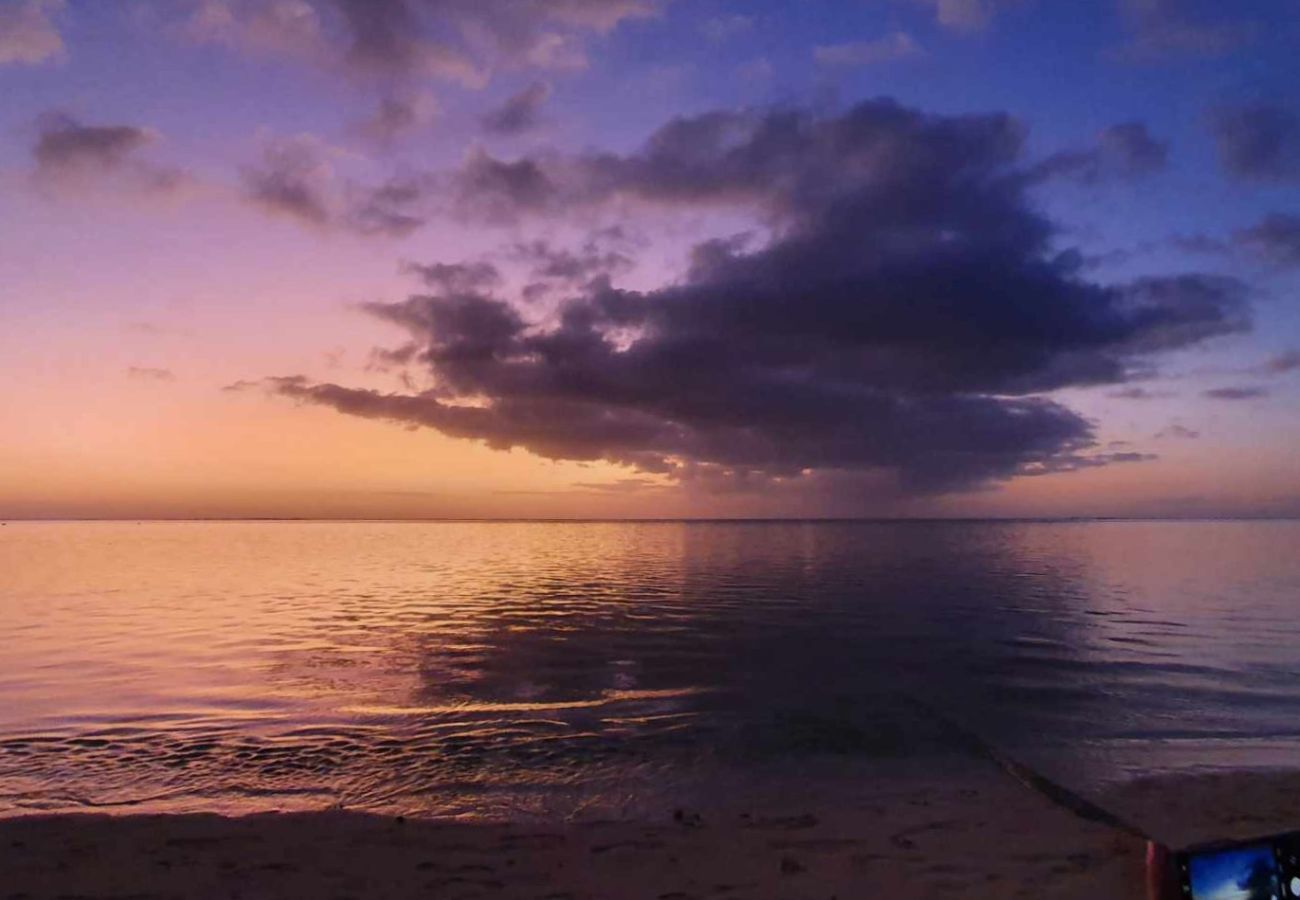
[1182,841,1294,899]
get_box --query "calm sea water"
[1,520,1299,819]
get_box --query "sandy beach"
[0,756,1165,900]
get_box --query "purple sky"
[1,0,1298,519]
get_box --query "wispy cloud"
[1203,385,1269,400]
[1114,0,1254,61]
[126,366,176,382]
[1030,122,1169,184]
[0,0,63,66]
[481,82,552,136]
[814,32,923,67]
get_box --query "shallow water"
[1,520,1299,818]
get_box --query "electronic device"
[1175,832,1300,899]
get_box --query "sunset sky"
[1,0,1298,519]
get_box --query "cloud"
[814,32,922,67]
[243,98,1251,497]
[240,134,338,228]
[1109,386,1172,399]
[1206,102,1300,182]
[0,0,62,65]
[31,112,188,195]
[1031,121,1168,183]
[404,260,503,293]
[1262,350,1300,375]
[701,14,752,42]
[1156,423,1199,439]
[1174,213,1300,269]
[347,174,433,237]
[481,81,552,136]
[184,0,658,87]
[508,231,634,292]
[910,0,1018,32]
[241,134,428,236]
[126,366,176,382]
[1114,0,1254,60]
[1203,385,1269,400]
[352,93,437,148]
[1233,213,1300,267]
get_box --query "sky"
[0,0,1298,520]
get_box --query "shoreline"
[1,759,1154,899]
[8,766,1300,897]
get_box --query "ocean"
[2,519,1299,819]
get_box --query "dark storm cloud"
[1031,122,1169,184]
[1203,386,1269,400]
[244,98,1252,496]
[1206,102,1300,182]
[482,82,552,135]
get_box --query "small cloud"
[1155,423,1199,439]
[352,93,437,149]
[1262,350,1300,375]
[126,366,176,382]
[1031,121,1168,184]
[1206,102,1300,182]
[31,111,189,197]
[570,477,668,493]
[1233,213,1300,268]
[1109,386,1172,400]
[1113,0,1254,61]
[481,81,552,136]
[1169,233,1227,255]
[814,32,922,67]
[1203,385,1269,400]
[523,32,587,71]
[0,0,64,66]
[241,134,337,228]
[736,57,773,83]
[124,321,194,338]
[908,0,1025,33]
[701,13,753,41]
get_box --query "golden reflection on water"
[1,520,1299,817]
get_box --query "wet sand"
[0,760,1155,899]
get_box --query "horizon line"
[4,515,1300,525]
